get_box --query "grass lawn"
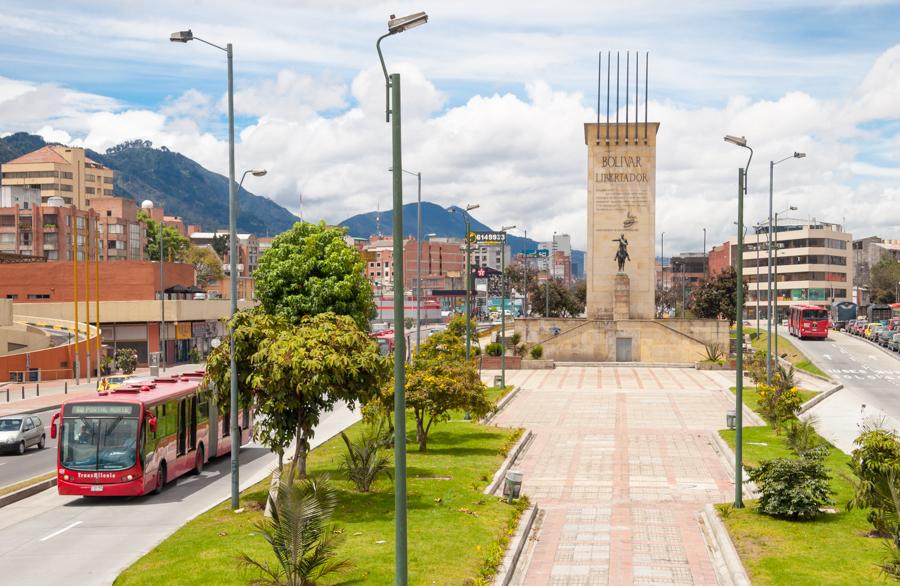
[116,415,524,586]
[718,403,884,583]
[728,386,818,416]
[0,471,55,497]
[748,329,829,379]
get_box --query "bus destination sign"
[64,403,140,417]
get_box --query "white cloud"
[2,40,900,257]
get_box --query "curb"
[0,477,57,509]
[494,503,539,586]
[483,386,522,425]
[553,361,694,368]
[710,432,758,499]
[719,387,766,428]
[699,503,751,586]
[776,355,832,384]
[799,383,843,414]
[485,430,533,496]
[841,330,900,362]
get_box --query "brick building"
[1,145,114,209]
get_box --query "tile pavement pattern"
[489,367,736,585]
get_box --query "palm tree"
[241,475,350,585]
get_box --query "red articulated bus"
[788,304,830,340]
[50,370,252,497]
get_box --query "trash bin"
[493,375,503,387]
[726,409,736,430]
[503,470,523,500]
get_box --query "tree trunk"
[264,465,281,518]
[416,415,427,452]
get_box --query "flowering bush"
[757,383,803,430]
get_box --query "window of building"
[26,294,50,299]
[103,189,114,196]
[108,224,124,234]
[60,171,73,179]
[103,177,113,184]
[76,217,85,229]
[6,294,17,299]
[0,215,14,227]
[46,251,58,260]
[44,233,58,246]
[85,187,95,194]
[85,174,96,182]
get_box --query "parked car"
[878,328,893,346]
[0,415,45,455]
[889,333,900,352]
[853,320,868,336]
[866,324,884,340]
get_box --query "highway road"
[783,326,900,451]
[0,408,59,487]
[0,403,360,585]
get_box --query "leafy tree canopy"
[870,252,900,303]
[185,245,225,288]
[528,278,583,317]
[254,221,375,330]
[692,266,747,325]
[137,209,191,262]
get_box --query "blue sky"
[0,1,898,251]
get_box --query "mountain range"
[0,133,299,235]
[0,132,583,277]
[339,202,585,277]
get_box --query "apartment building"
[1,145,114,209]
[741,220,853,320]
[401,237,466,292]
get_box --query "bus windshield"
[60,416,139,471]
[803,309,829,320]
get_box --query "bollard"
[5,389,8,402]
[65,381,68,394]
[36,383,40,397]
[22,385,25,400]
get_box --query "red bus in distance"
[788,304,829,340]
[50,371,251,497]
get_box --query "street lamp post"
[171,28,255,511]
[160,217,165,371]
[703,227,707,277]
[661,231,665,288]
[391,168,423,351]
[766,153,805,384]
[724,134,753,509]
[499,225,516,388]
[376,13,428,585]
[771,205,797,364]
[451,204,479,360]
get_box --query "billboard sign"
[469,231,507,246]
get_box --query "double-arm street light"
[376,12,428,586]
[170,27,247,511]
[450,204,480,360]
[766,152,805,384]
[724,133,753,509]
[499,225,516,388]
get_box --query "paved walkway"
[490,366,736,585]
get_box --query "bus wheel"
[194,446,204,475]
[153,462,167,494]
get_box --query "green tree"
[870,252,900,303]
[848,424,900,536]
[503,263,539,295]
[528,278,582,317]
[254,222,374,330]
[655,283,677,317]
[692,266,747,325]
[137,210,190,262]
[572,279,587,307]
[185,245,225,288]
[211,233,229,258]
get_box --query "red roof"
[5,146,70,165]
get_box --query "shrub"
[757,383,803,430]
[485,342,503,357]
[787,415,821,457]
[241,474,350,585]
[339,425,392,492]
[745,349,769,384]
[703,342,724,362]
[848,424,900,537]
[515,343,527,357]
[530,344,543,359]
[115,348,137,374]
[511,332,521,345]
[747,448,834,520]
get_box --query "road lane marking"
[39,521,81,542]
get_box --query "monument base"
[514,317,730,364]
[613,273,630,321]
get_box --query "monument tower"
[585,51,658,320]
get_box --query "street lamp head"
[387,12,428,34]
[501,224,516,231]
[794,152,806,159]
[724,135,748,147]
[465,203,480,212]
[249,169,267,177]
[169,30,194,43]
[789,205,798,211]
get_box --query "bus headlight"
[123,474,134,482]
[63,474,70,481]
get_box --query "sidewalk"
[0,363,205,417]
[488,366,736,585]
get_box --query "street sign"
[524,248,549,257]
[470,231,507,245]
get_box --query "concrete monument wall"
[585,122,659,320]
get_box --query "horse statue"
[612,234,630,272]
